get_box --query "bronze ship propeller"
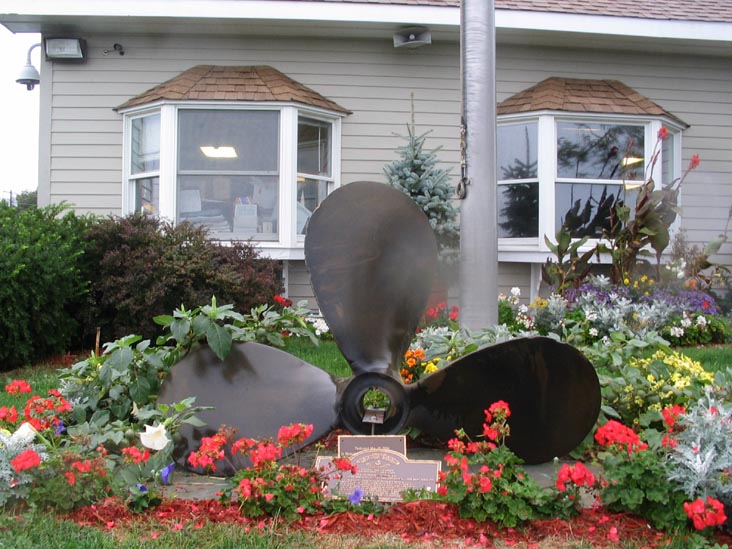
[159,181,600,472]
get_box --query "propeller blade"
[157,342,341,473]
[305,181,437,378]
[405,337,600,464]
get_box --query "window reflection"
[555,183,638,238]
[498,183,539,237]
[557,122,644,181]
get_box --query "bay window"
[497,114,683,260]
[122,103,342,258]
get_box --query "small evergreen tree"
[384,128,459,262]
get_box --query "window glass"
[298,118,331,177]
[177,175,279,241]
[557,122,644,180]
[555,182,638,238]
[131,114,160,174]
[178,110,279,172]
[135,177,159,215]
[296,177,328,234]
[498,183,538,237]
[497,122,538,180]
[177,110,280,240]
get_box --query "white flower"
[681,313,692,328]
[140,423,170,451]
[670,326,685,338]
[585,311,598,322]
[518,304,529,314]
[696,315,708,328]
[510,287,521,297]
[11,422,37,445]
[589,328,599,337]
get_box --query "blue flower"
[161,462,175,485]
[348,487,363,505]
[54,420,66,436]
[134,483,148,493]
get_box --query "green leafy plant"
[599,130,699,284]
[595,420,688,531]
[0,202,91,369]
[189,423,357,521]
[542,225,594,295]
[437,401,557,527]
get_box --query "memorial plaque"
[316,448,441,502]
[338,435,406,456]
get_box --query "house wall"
[43,33,732,288]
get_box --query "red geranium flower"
[684,496,727,530]
[657,126,669,140]
[11,449,41,473]
[0,405,18,424]
[689,154,700,170]
[5,380,32,395]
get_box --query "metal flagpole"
[458,0,498,329]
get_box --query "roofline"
[117,98,350,118]
[3,1,732,43]
[497,110,689,131]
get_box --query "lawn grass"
[678,344,732,373]
[283,337,352,377]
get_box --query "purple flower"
[161,462,175,485]
[134,483,148,493]
[54,420,66,436]
[348,487,363,505]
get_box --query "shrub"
[80,215,282,342]
[0,203,90,369]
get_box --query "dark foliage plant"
[0,203,90,369]
[80,215,282,343]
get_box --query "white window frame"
[121,101,344,260]
[496,111,684,264]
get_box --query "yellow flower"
[423,362,439,374]
[641,275,648,282]
[623,278,630,285]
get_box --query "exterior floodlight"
[44,38,86,61]
[16,43,41,90]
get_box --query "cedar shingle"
[117,65,350,114]
[497,77,688,126]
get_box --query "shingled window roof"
[497,77,688,127]
[116,65,350,114]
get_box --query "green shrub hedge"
[80,214,282,342]
[0,203,90,370]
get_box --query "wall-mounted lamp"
[16,43,41,90]
[44,37,87,61]
[393,26,432,49]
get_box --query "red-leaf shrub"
[80,214,282,341]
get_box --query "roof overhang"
[2,1,732,57]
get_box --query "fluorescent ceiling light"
[200,146,238,158]
[45,38,86,60]
[622,157,644,166]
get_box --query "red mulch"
[64,497,732,547]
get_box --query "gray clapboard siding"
[286,260,317,309]
[498,263,532,300]
[42,32,732,271]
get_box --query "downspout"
[458,0,498,328]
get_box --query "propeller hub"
[339,373,410,435]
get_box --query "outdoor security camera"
[16,63,40,90]
[16,43,41,91]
